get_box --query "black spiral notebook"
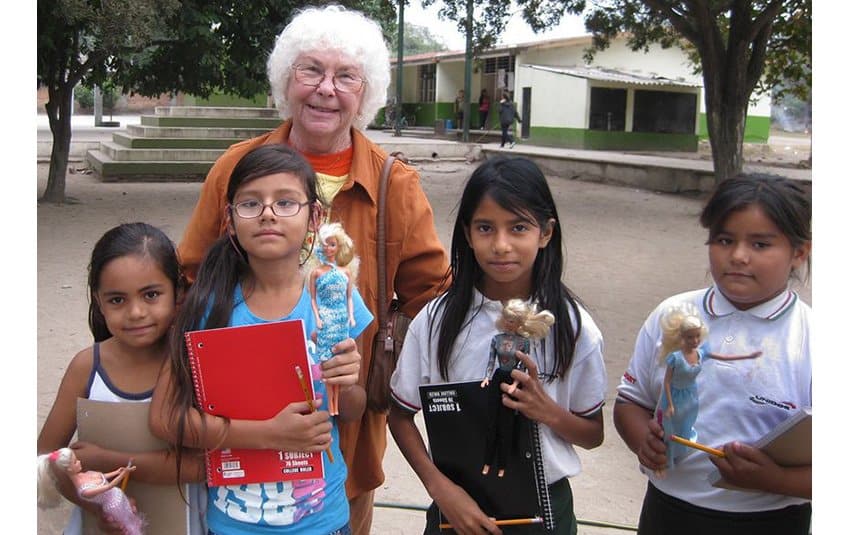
[418,380,554,530]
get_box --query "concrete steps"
[86,106,280,181]
[154,106,280,118]
[86,150,215,182]
[84,106,478,181]
[140,115,282,129]
[99,141,225,162]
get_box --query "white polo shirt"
[617,285,811,512]
[390,289,607,483]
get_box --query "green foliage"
[421,0,585,54]
[114,1,399,100]
[37,0,180,92]
[74,83,118,110]
[74,85,94,109]
[389,23,450,55]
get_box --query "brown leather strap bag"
[365,153,412,413]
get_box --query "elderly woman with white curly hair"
[177,5,449,534]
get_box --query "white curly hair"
[267,4,391,130]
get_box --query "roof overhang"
[521,64,702,88]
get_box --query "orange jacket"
[178,121,449,497]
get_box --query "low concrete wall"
[37,141,101,162]
[482,148,717,194]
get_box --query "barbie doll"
[37,447,144,535]
[481,299,554,477]
[309,222,360,415]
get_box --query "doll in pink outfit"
[38,447,145,535]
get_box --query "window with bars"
[418,64,436,102]
[483,55,515,74]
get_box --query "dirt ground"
[36,159,812,534]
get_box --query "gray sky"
[404,1,588,51]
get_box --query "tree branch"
[745,21,774,98]
[643,0,700,42]
[746,0,784,42]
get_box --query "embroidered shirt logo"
[749,395,796,411]
[622,371,636,384]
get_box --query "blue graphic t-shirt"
[206,283,373,535]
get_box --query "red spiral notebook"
[185,319,324,486]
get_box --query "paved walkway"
[37,113,812,185]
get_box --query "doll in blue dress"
[655,304,762,470]
[309,222,359,416]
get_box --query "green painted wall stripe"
[698,114,770,143]
[528,126,698,151]
[378,102,490,129]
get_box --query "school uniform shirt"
[205,283,373,535]
[617,285,811,513]
[390,289,607,484]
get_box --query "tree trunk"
[705,104,746,183]
[41,85,74,203]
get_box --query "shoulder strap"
[376,155,396,328]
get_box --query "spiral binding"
[184,331,214,483]
[530,421,555,531]
[185,332,207,409]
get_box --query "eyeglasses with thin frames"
[231,199,311,219]
[291,64,366,93]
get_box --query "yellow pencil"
[120,459,132,491]
[295,365,334,463]
[439,517,543,529]
[670,434,726,458]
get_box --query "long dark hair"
[166,144,322,477]
[431,156,582,381]
[88,222,184,342]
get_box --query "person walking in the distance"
[499,91,522,148]
[478,88,491,130]
[454,89,466,131]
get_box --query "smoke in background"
[771,94,812,133]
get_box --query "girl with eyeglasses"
[151,144,373,535]
[177,7,449,531]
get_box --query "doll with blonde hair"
[38,448,144,535]
[309,222,363,415]
[655,304,761,470]
[481,298,555,477]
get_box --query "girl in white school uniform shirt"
[388,156,607,535]
[615,174,812,535]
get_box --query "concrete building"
[389,34,771,151]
